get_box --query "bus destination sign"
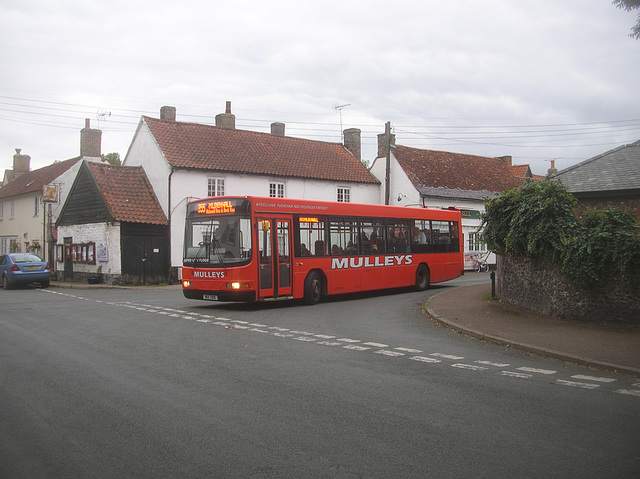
[197,200,236,215]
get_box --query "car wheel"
[41,280,50,288]
[304,271,323,305]
[2,274,12,290]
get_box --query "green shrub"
[480,180,640,288]
[480,180,577,261]
[562,209,640,286]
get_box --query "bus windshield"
[184,215,252,266]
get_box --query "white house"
[123,103,380,276]
[0,120,103,260]
[369,131,524,269]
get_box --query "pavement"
[426,282,640,378]
[50,279,640,378]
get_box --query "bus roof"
[188,196,461,220]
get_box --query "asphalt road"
[1,277,639,478]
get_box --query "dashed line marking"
[375,350,405,357]
[571,375,616,383]
[364,342,388,348]
[396,347,423,354]
[615,389,640,397]
[42,291,639,399]
[410,356,442,364]
[556,380,600,390]
[501,371,533,379]
[294,336,317,342]
[517,367,556,375]
[452,363,488,371]
[343,345,370,351]
[431,353,464,360]
[475,360,510,368]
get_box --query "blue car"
[0,253,52,289]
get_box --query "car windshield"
[11,253,43,263]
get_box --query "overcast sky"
[1,0,639,177]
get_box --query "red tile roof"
[392,145,523,192]
[143,116,379,184]
[86,162,168,225]
[0,157,81,199]
[511,164,532,179]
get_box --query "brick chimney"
[271,122,285,136]
[13,148,31,175]
[160,105,176,121]
[377,131,395,158]
[215,101,236,129]
[343,128,361,161]
[547,159,558,176]
[80,119,102,157]
[497,155,512,167]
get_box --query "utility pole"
[384,121,391,205]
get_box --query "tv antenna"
[333,102,351,140]
[96,109,112,126]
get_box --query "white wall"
[57,222,121,275]
[0,159,88,257]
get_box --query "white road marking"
[615,389,640,397]
[475,360,510,368]
[501,371,532,379]
[375,350,405,357]
[396,347,423,353]
[364,342,388,348]
[430,353,464,360]
[517,367,556,375]
[556,380,600,390]
[571,375,616,383]
[452,363,488,371]
[44,293,639,399]
[410,356,441,364]
[343,345,370,351]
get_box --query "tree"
[101,152,121,166]
[613,0,640,39]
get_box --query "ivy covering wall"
[480,180,640,322]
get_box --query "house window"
[468,232,486,252]
[337,187,350,203]
[10,201,15,219]
[269,182,285,198]
[34,197,40,217]
[0,203,3,221]
[207,177,225,197]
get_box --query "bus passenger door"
[257,216,293,299]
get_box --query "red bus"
[182,196,463,304]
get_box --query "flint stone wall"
[497,253,640,323]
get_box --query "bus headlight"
[183,280,192,288]
[227,282,249,290]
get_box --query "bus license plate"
[203,294,218,301]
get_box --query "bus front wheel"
[304,271,323,305]
[415,264,430,291]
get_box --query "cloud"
[1,0,639,176]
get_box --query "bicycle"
[471,252,490,273]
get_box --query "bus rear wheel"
[304,271,323,305]
[415,264,430,291]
